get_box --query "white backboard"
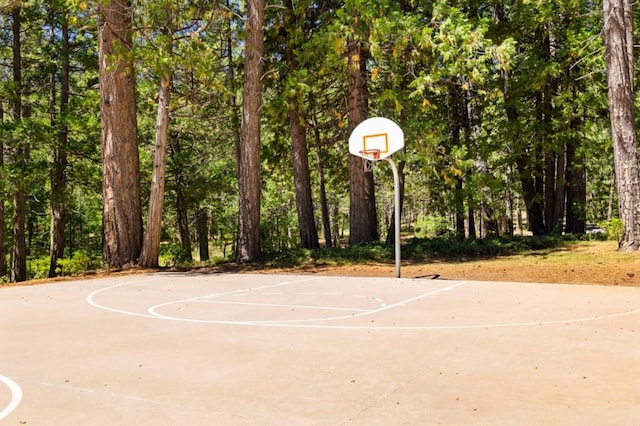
[349,117,404,160]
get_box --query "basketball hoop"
[348,117,404,278]
[359,149,381,172]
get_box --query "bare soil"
[5,240,640,288]
[266,240,640,287]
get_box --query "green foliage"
[403,236,569,259]
[264,242,393,268]
[414,214,453,238]
[260,235,574,269]
[0,0,635,283]
[27,257,51,281]
[597,218,624,242]
[159,242,194,268]
[26,250,100,280]
[57,250,101,276]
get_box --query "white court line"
[149,282,468,324]
[87,277,181,319]
[87,276,640,330]
[243,282,468,324]
[87,276,324,320]
[0,375,22,421]
[147,277,324,318]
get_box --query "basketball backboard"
[349,117,404,160]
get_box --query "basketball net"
[359,149,381,173]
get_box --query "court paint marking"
[0,375,22,421]
[146,281,467,324]
[86,276,640,330]
[235,282,470,324]
[86,276,322,320]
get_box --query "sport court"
[2,272,640,425]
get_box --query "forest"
[0,0,637,283]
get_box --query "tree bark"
[495,2,545,236]
[603,0,640,250]
[49,14,69,278]
[0,98,6,278]
[236,0,265,262]
[196,208,209,262]
[10,6,27,283]
[312,114,333,248]
[539,28,564,235]
[347,39,378,245]
[139,73,171,268]
[565,117,586,234]
[98,0,142,268]
[288,107,319,249]
[448,83,466,240]
[169,134,193,262]
[284,0,319,250]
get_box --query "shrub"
[27,256,51,280]
[159,242,194,268]
[57,250,96,276]
[414,215,452,238]
[597,218,624,241]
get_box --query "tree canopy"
[0,0,635,281]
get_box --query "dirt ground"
[268,240,640,287]
[7,240,640,288]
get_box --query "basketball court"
[2,272,640,424]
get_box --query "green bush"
[403,235,566,258]
[597,218,624,241]
[58,250,96,275]
[159,242,194,268]
[27,256,51,280]
[26,250,101,279]
[414,215,453,238]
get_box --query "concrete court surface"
[1,272,640,425]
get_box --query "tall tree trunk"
[225,0,241,158]
[169,133,193,262]
[603,0,640,250]
[236,0,265,262]
[347,39,378,245]
[495,2,545,236]
[467,204,476,239]
[10,6,26,283]
[289,106,319,249]
[565,114,586,234]
[448,83,466,240]
[312,114,333,248]
[284,0,319,250]
[225,0,242,253]
[515,155,546,235]
[552,144,566,233]
[540,28,565,235]
[49,14,69,278]
[98,0,142,268]
[0,98,6,278]
[139,73,171,267]
[465,85,485,239]
[196,208,209,262]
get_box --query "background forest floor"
[6,240,640,288]
[258,240,640,287]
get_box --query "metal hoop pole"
[385,157,401,278]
